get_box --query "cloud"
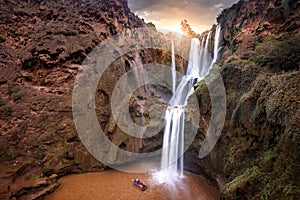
[128,0,238,33]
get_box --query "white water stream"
[157,25,221,183]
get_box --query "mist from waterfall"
[155,25,221,184]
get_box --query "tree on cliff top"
[180,20,199,38]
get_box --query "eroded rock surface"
[0,0,147,198]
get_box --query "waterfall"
[159,25,221,182]
[212,25,221,64]
[200,32,212,78]
[171,41,176,94]
[131,53,150,97]
[198,36,205,73]
[161,108,185,177]
[186,38,201,79]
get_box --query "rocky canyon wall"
[188,0,300,199]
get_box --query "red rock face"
[0,1,191,198]
[0,0,148,198]
[217,0,300,56]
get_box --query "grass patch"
[263,151,275,163]
[283,184,299,195]
[195,79,205,88]
[30,175,41,181]
[0,97,6,106]
[223,166,261,196]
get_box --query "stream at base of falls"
[45,169,220,200]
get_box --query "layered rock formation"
[0,0,148,198]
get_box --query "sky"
[127,0,238,34]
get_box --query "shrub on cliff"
[255,34,300,71]
[0,97,6,106]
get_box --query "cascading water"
[200,32,212,78]
[156,25,221,183]
[132,53,150,97]
[171,41,177,94]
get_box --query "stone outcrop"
[217,0,300,57]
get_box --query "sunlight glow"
[168,26,183,34]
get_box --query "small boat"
[133,179,147,191]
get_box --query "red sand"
[46,170,220,200]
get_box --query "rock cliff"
[0,0,147,199]
[0,1,190,198]
[187,0,300,199]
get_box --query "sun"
[151,20,184,36]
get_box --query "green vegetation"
[30,175,41,181]
[223,147,240,177]
[0,104,12,119]
[254,34,300,71]
[283,184,299,195]
[194,79,205,88]
[225,25,241,53]
[40,34,52,40]
[147,22,156,29]
[258,23,265,32]
[11,90,26,101]
[263,151,275,163]
[56,39,66,45]
[223,166,261,197]
[8,84,20,95]
[163,51,172,66]
[250,100,266,122]
[0,97,6,106]
[7,84,26,101]
[39,78,46,86]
